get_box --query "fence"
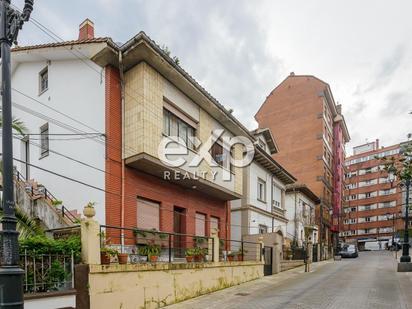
[20,250,74,294]
[219,239,263,262]
[100,225,214,263]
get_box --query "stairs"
[14,170,78,230]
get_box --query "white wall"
[7,58,106,223]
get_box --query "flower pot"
[237,254,244,261]
[101,252,110,265]
[149,255,158,263]
[118,253,128,264]
[227,255,234,262]
[194,255,203,262]
[83,206,96,218]
[186,256,194,263]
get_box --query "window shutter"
[137,198,160,230]
[195,213,206,236]
[210,217,219,234]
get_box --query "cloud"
[380,91,412,116]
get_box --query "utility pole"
[0,1,33,308]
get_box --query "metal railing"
[219,239,262,262]
[20,250,74,294]
[100,225,213,263]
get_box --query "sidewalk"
[166,260,333,308]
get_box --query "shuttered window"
[195,213,206,236]
[137,198,160,230]
[210,217,219,234]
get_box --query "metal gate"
[312,244,318,262]
[263,246,273,276]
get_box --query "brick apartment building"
[255,74,350,255]
[341,140,405,244]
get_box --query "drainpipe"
[271,176,274,232]
[119,50,126,249]
[294,189,298,243]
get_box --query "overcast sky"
[15,0,412,154]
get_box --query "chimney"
[336,104,342,115]
[290,72,295,76]
[375,139,379,150]
[78,19,94,40]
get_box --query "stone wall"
[88,262,263,309]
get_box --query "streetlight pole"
[0,1,33,308]
[400,179,411,262]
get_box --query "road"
[166,251,412,309]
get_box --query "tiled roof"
[11,37,113,52]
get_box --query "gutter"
[119,50,126,249]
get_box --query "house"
[8,19,255,241]
[285,183,320,247]
[231,128,296,242]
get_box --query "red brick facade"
[104,65,230,241]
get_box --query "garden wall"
[87,261,263,309]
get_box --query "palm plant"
[0,116,43,238]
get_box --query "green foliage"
[378,143,412,183]
[0,208,43,239]
[100,247,118,257]
[0,116,27,136]
[19,235,81,258]
[49,260,67,285]
[138,241,161,257]
[186,247,207,257]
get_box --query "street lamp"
[0,1,34,308]
[400,178,411,263]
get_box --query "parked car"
[339,244,359,258]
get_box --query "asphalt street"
[166,251,412,309]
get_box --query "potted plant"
[227,252,235,262]
[237,248,248,261]
[185,248,195,262]
[117,252,128,264]
[194,247,206,262]
[140,240,161,263]
[100,247,118,265]
[83,201,96,218]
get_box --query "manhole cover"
[235,293,250,296]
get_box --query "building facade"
[341,140,404,244]
[8,19,254,241]
[285,184,320,247]
[231,128,296,241]
[255,73,350,255]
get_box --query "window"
[39,66,48,94]
[257,178,266,202]
[365,192,372,198]
[195,213,206,236]
[163,109,196,150]
[40,123,49,158]
[210,142,224,166]
[137,198,160,230]
[350,207,356,212]
[258,224,268,234]
[273,185,282,208]
[365,217,371,222]
[210,217,219,234]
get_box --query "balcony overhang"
[125,153,241,201]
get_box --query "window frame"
[39,66,49,95]
[257,178,267,203]
[39,123,49,159]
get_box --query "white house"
[4,20,110,223]
[231,128,296,241]
[285,184,320,246]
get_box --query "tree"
[379,143,412,184]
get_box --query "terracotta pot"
[149,255,158,263]
[101,252,110,265]
[237,254,244,261]
[186,256,194,263]
[118,253,128,264]
[227,256,234,262]
[194,255,203,262]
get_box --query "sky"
[14,0,412,155]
